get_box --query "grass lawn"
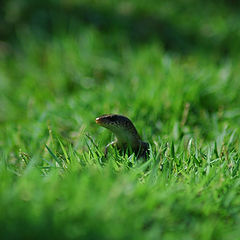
[1,1,240,239]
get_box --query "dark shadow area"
[212,0,240,9]
[1,1,240,57]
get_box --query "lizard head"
[95,114,141,144]
[96,114,131,131]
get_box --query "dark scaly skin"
[96,114,149,158]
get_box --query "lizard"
[95,114,149,158]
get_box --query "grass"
[1,1,240,239]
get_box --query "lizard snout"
[96,117,105,125]
[95,117,101,124]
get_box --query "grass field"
[1,1,240,239]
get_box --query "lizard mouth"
[95,117,103,125]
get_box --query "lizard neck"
[114,128,141,148]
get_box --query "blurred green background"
[1,1,240,239]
